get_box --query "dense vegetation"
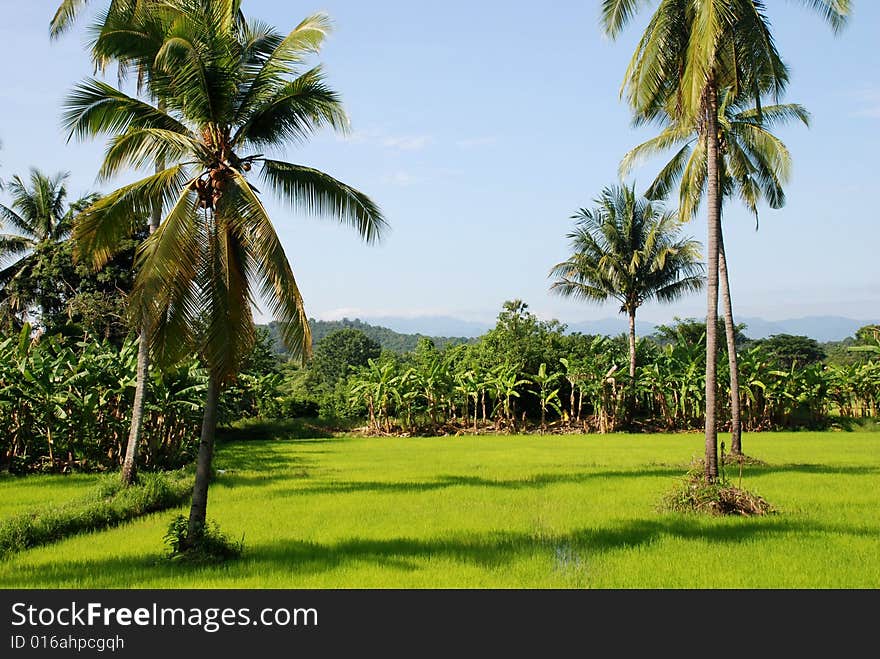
[265,318,475,355]
[3,300,877,476]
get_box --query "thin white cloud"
[382,135,433,151]
[382,171,424,186]
[456,136,498,149]
[851,85,880,118]
[338,128,434,150]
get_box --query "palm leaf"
[260,159,386,244]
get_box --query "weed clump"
[661,452,775,517]
[164,515,243,564]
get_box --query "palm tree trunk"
[719,230,743,455]
[121,334,149,484]
[186,372,220,545]
[627,309,637,424]
[120,148,165,486]
[704,83,721,482]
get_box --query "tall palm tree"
[549,184,704,421]
[54,0,180,486]
[621,93,810,454]
[0,169,96,325]
[602,0,850,479]
[55,1,282,486]
[66,1,386,547]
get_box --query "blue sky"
[1,1,878,327]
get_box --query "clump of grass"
[0,470,192,558]
[660,459,775,517]
[164,515,243,564]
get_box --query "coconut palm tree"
[0,169,97,326]
[53,0,247,488]
[65,1,386,547]
[549,184,704,421]
[602,0,850,479]
[54,0,177,486]
[621,93,810,454]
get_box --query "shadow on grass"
[211,440,327,488]
[5,516,877,588]
[268,467,686,499]
[737,464,880,477]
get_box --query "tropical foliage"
[549,184,704,384]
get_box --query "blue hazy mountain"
[352,314,877,342]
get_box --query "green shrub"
[164,515,243,564]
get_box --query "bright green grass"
[0,473,101,520]
[0,432,877,588]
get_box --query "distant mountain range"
[263,318,474,354]
[323,314,878,343]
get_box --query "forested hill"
[261,318,476,354]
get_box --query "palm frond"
[234,66,348,147]
[601,0,654,39]
[261,160,387,244]
[74,164,190,268]
[226,171,312,361]
[791,0,851,33]
[63,78,190,142]
[98,128,201,180]
[50,0,89,39]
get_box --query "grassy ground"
[0,431,877,588]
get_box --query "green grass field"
[1,432,878,588]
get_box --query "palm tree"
[549,184,704,421]
[621,92,810,454]
[53,0,181,486]
[602,0,850,479]
[0,169,97,326]
[66,2,386,548]
[57,1,312,487]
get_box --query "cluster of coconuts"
[190,158,254,210]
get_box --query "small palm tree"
[0,169,96,326]
[550,184,704,422]
[66,3,386,548]
[621,91,810,454]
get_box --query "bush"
[164,515,243,564]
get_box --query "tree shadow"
[6,516,874,588]
[267,467,686,498]
[738,463,880,477]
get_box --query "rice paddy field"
[1,431,878,589]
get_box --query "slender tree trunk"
[627,309,637,425]
[704,83,721,482]
[186,372,220,545]
[121,334,149,484]
[121,150,164,486]
[719,230,743,455]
